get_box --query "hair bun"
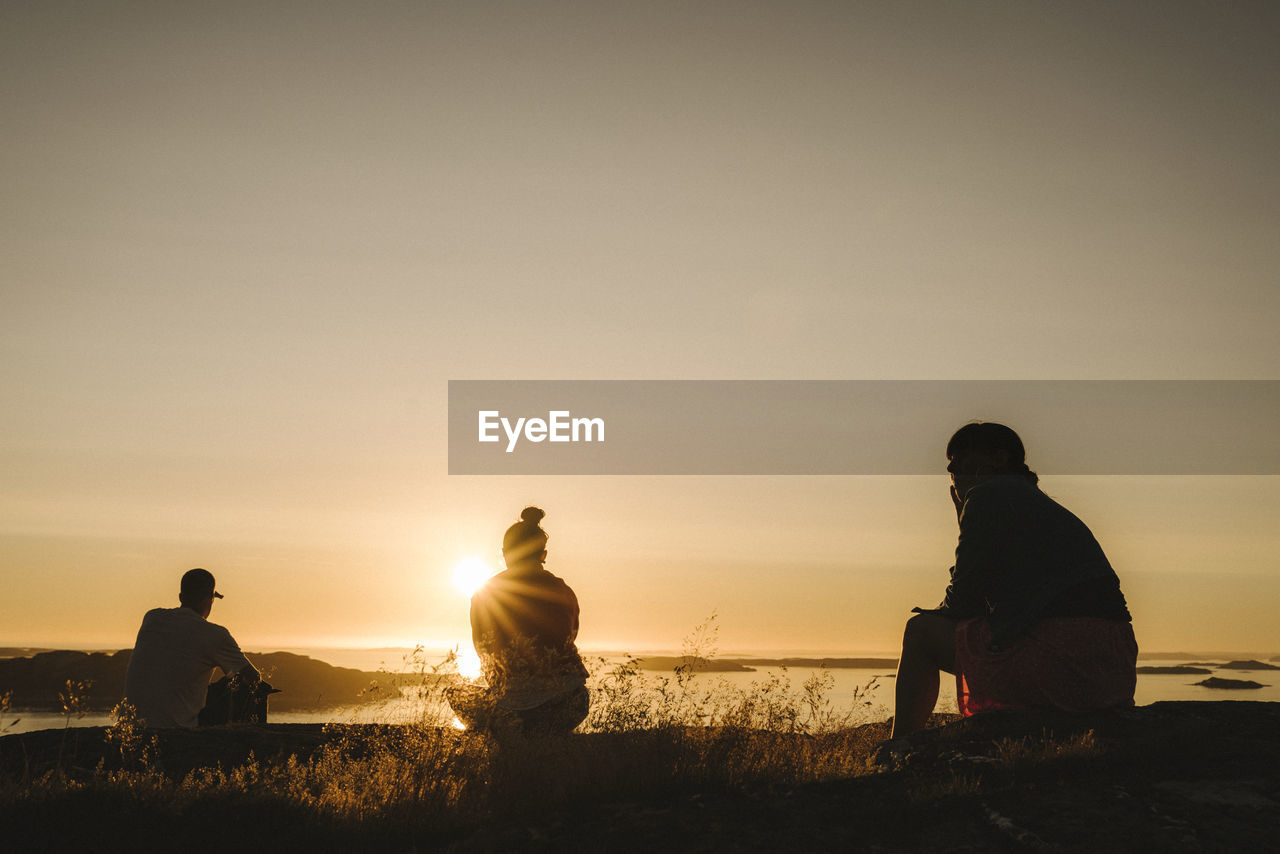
[520,506,545,525]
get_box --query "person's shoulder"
[200,620,246,654]
[971,475,1033,497]
[538,568,576,595]
[475,568,516,596]
[960,477,1033,525]
[201,618,235,638]
[141,606,185,623]
[476,567,576,598]
[485,567,571,588]
[967,476,1039,508]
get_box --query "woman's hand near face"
[951,483,964,523]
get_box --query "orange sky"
[3,2,1278,655]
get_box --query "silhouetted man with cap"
[124,568,259,728]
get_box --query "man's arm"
[937,486,1004,617]
[213,625,259,686]
[233,663,261,687]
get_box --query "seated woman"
[891,423,1137,738]
[447,506,590,735]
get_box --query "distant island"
[1195,677,1266,690]
[734,657,899,669]
[1136,666,1212,675]
[635,656,756,672]
[1217,660,1280,671]
[0,648,55,658]
[1136,652,1280,661]
[635,656,899,672]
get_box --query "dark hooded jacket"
[918,475,1131,648]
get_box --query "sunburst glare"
[451,557,493,598]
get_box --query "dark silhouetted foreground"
[3,701,1277,853]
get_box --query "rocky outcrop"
[0,650,422,711]
[0,650,132,708]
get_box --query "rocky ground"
[453,701,1280,853]
[3,701,1277,853]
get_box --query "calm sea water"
[4,649,1277,736]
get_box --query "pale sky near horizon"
[3,2,1279,655]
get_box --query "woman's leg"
[890,612,957,738]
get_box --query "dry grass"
[993,729,1102,767]
[1,620,891,850]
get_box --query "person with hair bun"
[888,423,1137,738]
[448,507,589,734]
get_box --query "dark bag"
[198,675,280,726]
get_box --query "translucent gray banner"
[447,381,1280,475]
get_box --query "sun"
[451,557,494,598]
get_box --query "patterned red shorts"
[954,616,1138,717]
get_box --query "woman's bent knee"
[904,611,952,642]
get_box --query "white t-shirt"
[123,606,253,728]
